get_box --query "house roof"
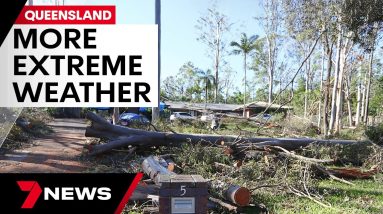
[165,101,293,112]
[233,101,293,110]
[165,101,240,111]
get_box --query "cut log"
[155,156,175,172]
[85,112,359,155]
[225,185,251,207]
[165,159,175,172]
[142,156,176,185]
[210,180,251,206]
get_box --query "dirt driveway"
[0,119,89,173]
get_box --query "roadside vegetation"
[83,114,383,213]
[1,108,52,152]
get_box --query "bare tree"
[220,66,236,103]
[258,0,282,104]
[318,47,325,127]
[196,5,231,103]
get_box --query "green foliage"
[365,124,383,145]
[173,144,231,178]
[226,90,244,104]
[162,62,215,102]
[170,120,211,135]
[302,142,376,167]
[255,87,268,102]
[250,38,269,87]
[2,108,52,151]
[369,75,383,116]
[341,0,383,49]
[230,33,259,56]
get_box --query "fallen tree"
[85,112,359,155]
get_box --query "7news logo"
[17,181,111,209]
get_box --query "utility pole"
[152,0,161,123]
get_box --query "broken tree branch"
[270,146,335,163]
[314,165,355,185]
[85,112,359,155]
[209,197,238,212]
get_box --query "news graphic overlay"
[0,173,143,214]
[0,5,158,107]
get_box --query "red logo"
[17,181,42,209]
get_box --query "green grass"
[253,178,383,214]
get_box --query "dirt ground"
[0,119,88,173]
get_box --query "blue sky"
[32,0,266,89]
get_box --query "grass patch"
[253,178,383,214]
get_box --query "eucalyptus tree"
[283,0,383,134]
[196,6,231,103]
[257,0,284,104]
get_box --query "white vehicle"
[170,112,196,121]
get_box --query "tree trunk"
[85,112,359,155]
[334,31,353,133]
[268,73,273,103]
[225,81,229,104]
[243,54,247,118]
[267,36,274,104]
[112,107,120,125]
[214,21,221,103]
[318,48,325,127]
[304,52,309,119]
[205,76,208,109]
[329,27,343,134]
[355,61,362,126]
[323,41,333,136]
[363,51,374,124]
[345,73,353,127]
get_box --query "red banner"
[15,6,116,24]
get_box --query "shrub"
[365,124,383,145]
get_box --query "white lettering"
[44,187,60,200]
[97,188,112,200]
[75,187,97,200]
[61,187,74,200]
[43,187,111,200]
[25,10,35,21]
